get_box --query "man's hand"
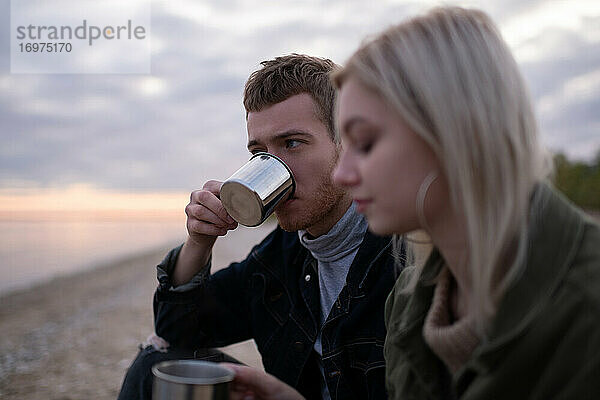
[144,332,170,353]
[222,364,305,400]
[172,180,238,285]
[186,180,238,244]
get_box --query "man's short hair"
[243,53,339,141]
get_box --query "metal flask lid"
[220,152,295,227]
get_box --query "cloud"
[515,24,600,160]
[1,0,599,197]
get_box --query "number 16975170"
[19,42,72,52]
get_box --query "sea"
[0,215,187,295]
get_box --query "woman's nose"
[332,151,360,187]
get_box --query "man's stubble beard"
[275,159,346,232]
[276,181,345,232]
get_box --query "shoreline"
[0,241,182,300]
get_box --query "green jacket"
[384,184,600,399]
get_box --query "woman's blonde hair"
[333,7,551,334]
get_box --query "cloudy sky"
[0,0,598,212]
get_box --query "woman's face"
[333,77,448,236]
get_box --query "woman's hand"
[222,363,305,400]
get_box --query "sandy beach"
[0,224,272,400]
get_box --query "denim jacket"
[154,226,398,400]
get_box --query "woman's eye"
[357,140,374,154]
[347,128,377,154]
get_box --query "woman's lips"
[354,198,373,213]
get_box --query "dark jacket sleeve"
[153,244,257,350]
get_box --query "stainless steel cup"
[152,360,234,400]
[220,152,295,227]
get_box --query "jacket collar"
[252,226,392,293]
[320,230,392,327]
[345,230,393,296]
[389,250,446,399]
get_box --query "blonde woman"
[227,7,600,399]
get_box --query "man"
[118,54,400,400]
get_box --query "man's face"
[247,93,347,234]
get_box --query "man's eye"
[285,139,301,149]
